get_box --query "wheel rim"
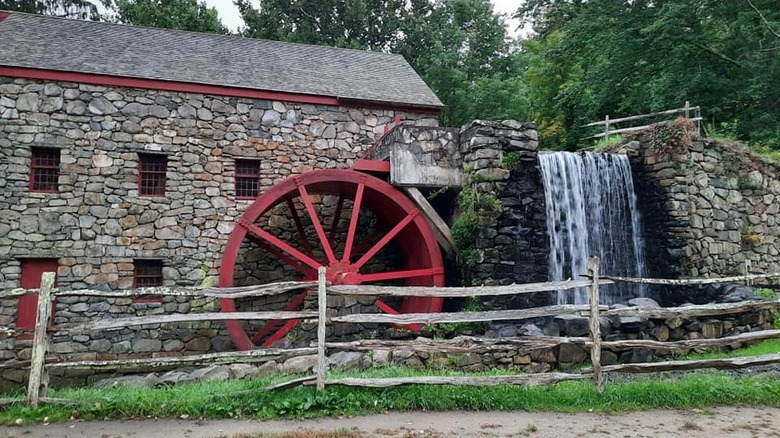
[219,169,445,350]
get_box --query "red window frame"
[235,159,262,199]
[29,147,60,193]
[133,259,164,303]
[138,153,167,197]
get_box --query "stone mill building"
[0,11,462,370]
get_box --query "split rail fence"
[2,258,780,407]
[582,102,702,140]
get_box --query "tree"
[109,0,228,34]
[237,0,529,127]
[517,0,780,149]
[0,0,102,19]
[237,0,405,50]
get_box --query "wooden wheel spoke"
[359,268,441,283]
[342,182,365,263]
[286,198,317,257]
[297,182,338,264]
[354,210,419,270]
[251,289,309,345]
[238,219,321,271]
[245,234,313,277]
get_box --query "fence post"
[27,271,55,407]
[604,115,610,139]
[684,101,690,118]
[316,266,327,391]
[587,257,604,393]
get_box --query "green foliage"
[518,0,780,150]
[501,151,522,171]
[0,0,103,18]
[451,182,502,266]
[109,0,228,34]
[754,289,780,329]
[680,339,780,360]
[236,0,530,128]
[592,135,623,152]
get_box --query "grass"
[2,365,780,426]
[2,339,779,426]
[592,135,623,152]
[679,339,780,360]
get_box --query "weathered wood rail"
[2,259,780,406]
[581,102,702,140]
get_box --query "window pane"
[30,147,60,192]
[235,159,261,198]
[138,154,167,196]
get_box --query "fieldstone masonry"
[624,135,780,290]
[0,76,436,380]
[459,120,549,307]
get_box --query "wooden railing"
[3,259,780,406]
[582,102,702,140]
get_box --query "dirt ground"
[3,406,780,438]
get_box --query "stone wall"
[624,133,780,291]
[0,76,437,367]
[459,121,549,307]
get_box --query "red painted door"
[17,258,58,331]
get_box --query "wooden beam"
[328,279,614,298]
[49,347,316,369]
[61,311,318,331]
[593,353,780,374]
[316,267,327,392]
[330,305,604,325]
[307,373,590,388]
[27,272,54,407]
[0,281,317,299]
[587,258,603,393]
[325,335,588,353]
[403,187,458,258]
[602,299,780,319]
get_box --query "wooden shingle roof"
[0,12,443,109]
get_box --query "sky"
[202,0,524,37]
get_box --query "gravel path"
[3,406,780,438]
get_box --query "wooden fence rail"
[4,260,780,406]
[581,102,702,140]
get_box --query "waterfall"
[538,151,647,304]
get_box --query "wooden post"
[587,258,604,393]
[684,101,690,118]
[604,115,610,139]
[316,267,327,391]
[27,272,55,407]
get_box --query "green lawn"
[2,339,779,426]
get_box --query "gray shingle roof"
[0,12,443,109]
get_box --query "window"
[138,153,167,196]
[30,147,60,193]
[133,259,164,303]
[133,259,164,288]
[235,159,261,199]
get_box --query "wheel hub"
[327,260,361,285]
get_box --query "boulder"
[554,315,590,337]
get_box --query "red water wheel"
[219,169,445,350]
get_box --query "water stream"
[538,151,647,304]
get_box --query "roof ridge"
[0,10,404,59]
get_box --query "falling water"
[538,152,647,304]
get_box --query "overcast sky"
[201,0,524,37]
